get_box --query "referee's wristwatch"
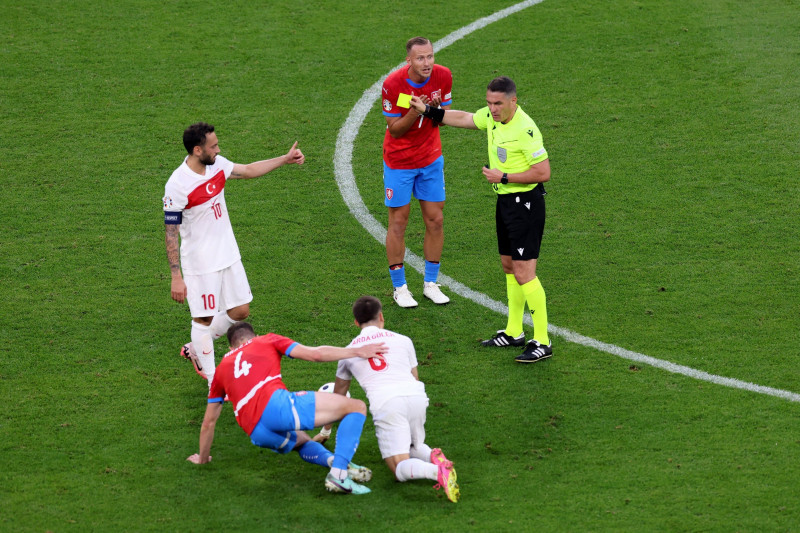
[500,173,509,185]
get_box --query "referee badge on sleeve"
[497,146,507,163]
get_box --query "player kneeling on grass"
[315,296,460,502]
[186,322,386,495]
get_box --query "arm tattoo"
[165,224,181,273]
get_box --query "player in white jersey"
[316,296,460,502]
[163,122,305,387]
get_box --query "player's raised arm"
[409,95,478,130]
[229,141,305,179]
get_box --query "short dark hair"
[406,36,431,54]
[487,76,517,97]
[183,122,215,154]
[227,321,255,347]
[353,296,382,325]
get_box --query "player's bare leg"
[226,303,250,321]
[386,204,411,266]
[387,204,418,307]
[419,200,444,264]
[506,256,537,285]
[419,200,449,304]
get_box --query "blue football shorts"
[249,389,316,454]
[383,155,445,207]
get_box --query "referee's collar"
[500,106,519,125]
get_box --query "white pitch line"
[332,0,800,404]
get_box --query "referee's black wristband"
[422,104,445,124]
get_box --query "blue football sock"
[297,440,333,468]
[424,260,440,283]
[389,265,407,288]
[331,412,366,471]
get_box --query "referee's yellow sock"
[521,277,550,346]
[504,274,525,338]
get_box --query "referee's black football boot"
[515,340,553,363]
[480,330,525,348]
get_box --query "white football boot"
[393,284,418,308]
[423,282,450,304]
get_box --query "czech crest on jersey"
[497,146,507,163]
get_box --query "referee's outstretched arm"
[409,96,478,129]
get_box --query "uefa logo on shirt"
[386,188,394,200]
[383,99,392,112]
[163,196,173,209]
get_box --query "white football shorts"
[184,259,253,318]
[371,394,429,459]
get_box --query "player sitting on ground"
[186,322,386,495]
[315,296,460,502]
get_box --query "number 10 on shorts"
[201,293,216,311]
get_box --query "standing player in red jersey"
[186,322,387,495]
[381,37,452,308]
[163,123,305,388]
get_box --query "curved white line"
[332,0,800,404]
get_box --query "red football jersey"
[382,64,453,169]
[208,333,298,435]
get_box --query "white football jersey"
[338,325,426,411]
[163,155,240,275]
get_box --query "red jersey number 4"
[234,351,252,378]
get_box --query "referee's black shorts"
[495,184,546,260]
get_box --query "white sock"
[395,458,438,482]
[410,443,433,462]
[210,312,236,340]
[191,321,215,386]
[330,467,347,481]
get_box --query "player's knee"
[349,398,367,416]
[514,272,534,285]
[388,218,409,234]
[388,208,410,229]
[228,305,250,321]
[424,214,444,232]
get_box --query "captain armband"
[164,211,182,225]
[422,104,445,124]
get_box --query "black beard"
[199,154,215,166]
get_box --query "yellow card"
[396,93,412,108]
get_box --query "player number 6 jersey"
[337,325,426,411]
